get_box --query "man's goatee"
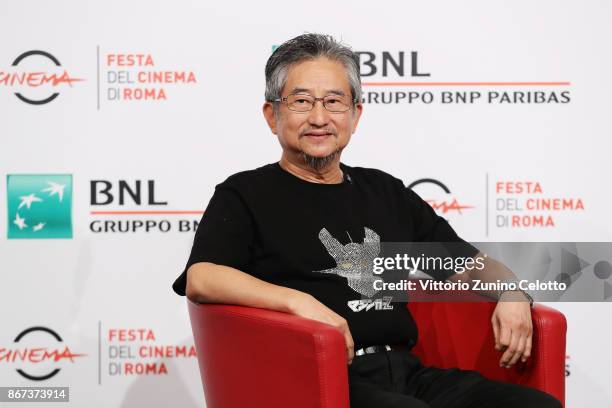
[301,150,342,172]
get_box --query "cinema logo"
[103,53,197,101]
[408,179,474,216]
[89,179,201,233]
[494,181,585,228]
[0,327,85,381]
[0,50,84,105]
[106,328,196,376]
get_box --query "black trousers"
[348,349,562,408]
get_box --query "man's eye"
[326,98,340,104]
[295,98,309,104]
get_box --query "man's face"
[263,57,362,164]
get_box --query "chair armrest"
[523,304,567,405]
[188,301,349,408]
[407,301,566,406]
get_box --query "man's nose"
[307,100,330,126]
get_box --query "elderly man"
[173,34,561,408]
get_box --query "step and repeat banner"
[1,1,611,406]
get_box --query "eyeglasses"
[274,93,355,113]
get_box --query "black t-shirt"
[173,162,477,348]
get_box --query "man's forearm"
[185,261,304,313]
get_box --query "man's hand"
[288,291,355,365]
[491,291,533,368]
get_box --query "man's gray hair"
[265,33,362,105]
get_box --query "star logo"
[18,193,43,210]
[13,213,27,230]
[6,175,72,239]
[42,181,66,202]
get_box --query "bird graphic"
[13,213,27,230]
[42,181,66,202]
[18,193,43,210]
[315,227,381,298]
[33,222,46,232]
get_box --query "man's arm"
[449,252,533,369]
[404,186,533,368]
[186,262,355,364]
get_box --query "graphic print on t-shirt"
[315,227,383,298]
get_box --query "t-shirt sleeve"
[404,186,479,281]
[172,186,254,296]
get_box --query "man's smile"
[301,130,336,140]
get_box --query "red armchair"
[188,299,566,408]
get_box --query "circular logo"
[8,50,83,105]
[11,326,85,381]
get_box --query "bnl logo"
[6,175,73,239]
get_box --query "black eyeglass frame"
[272,93,358,113]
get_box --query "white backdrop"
[1,1,611,406]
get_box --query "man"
[173,34,561,408]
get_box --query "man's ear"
[262,102,277,135]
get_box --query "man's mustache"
[299,128,338,138]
